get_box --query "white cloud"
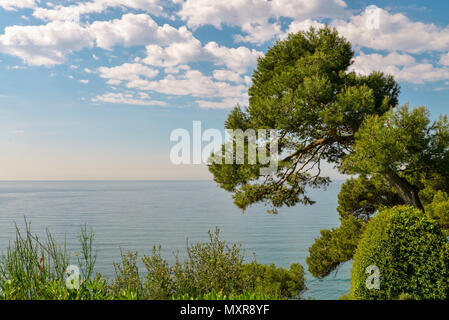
[33,0,164,21]
[140,40,262,74]
[90,13,194,49]
[98,63,159,84]
[0,0,35,11]
[164,64,190,74]
[141,39,203,67]
[80,79,89,84]
[92,92,167,106]
[196,96,248,109]
[234,22,282,44]
[283,19,325,38]
[440,53,449,66]
[213,69,244,83]
[334,7,449,53]
[0,21,94,65]
[177,0,348,43]
[204,42,263,74]
[126,69,247,101]
[350,52,449,84]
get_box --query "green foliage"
[337,175,402,220]
[139,228,305,300]
[350,206,449,300]
[140,228,247,298]
[39,276,110,300]
[307,107,449,276]
[338,293,354,300]
[343,106,449,177]
[242,262,305,299]
[426,191,449,232]
[111,250,144,299]
[0,221,97,300]
[206,27,449,294]
[209,26,400,212]
[0,225,305,300]
[307,215,365,278]
[172,289,277,300]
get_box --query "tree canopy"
[208,26,449,280]
[209,26,399,213]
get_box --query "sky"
[0,0,448,180]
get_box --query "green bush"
[111,250,144,299]
[0,221,98,300]
[242,262,305,299]
[426,191,449,233]
[350,206,449,300]
[140,228,306,299]
[0,224,305,300]
[172,289,277,300]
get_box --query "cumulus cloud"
[141,39,203,67]
[350,52,449,84]
[440,53,449,66]
[213,69,246,83]
[126,69,247,100]
[92,92,167,106]
[204,42,263,74]
[98,63,159,84]
[90,13,194,49]
[334,7,449,53]
[283,19,325,38]
[0,0,35,11]
[177,0,348,43]
[196,96,249,109]
[139,40,262,74]
[33,0,165,21]
[0,21,94,65]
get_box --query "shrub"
[140,227,306,299]
[242,262,305,299]
[0,224,305,300]
[111,250,144,299]
[426,191,449,233]
[0,221,97,300]
[350,206,449,300]
[172,289,277,300]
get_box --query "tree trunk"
[385,170,425,212]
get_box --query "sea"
[0,180,351,299]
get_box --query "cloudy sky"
[0,0,448,180]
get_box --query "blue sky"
[0,0,448,180]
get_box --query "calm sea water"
[0,180,351,299]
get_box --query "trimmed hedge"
[350,206,449,300]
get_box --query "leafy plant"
[350,206,449,300]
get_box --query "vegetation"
[208,26,449,298]
[350,206,449,300]
[209,26,400,213]
[2,28,448,300]
[0,224,305,300]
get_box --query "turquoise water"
[0,180,351,299]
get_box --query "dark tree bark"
[385,169,425,212]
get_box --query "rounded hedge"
[350,205,449,300]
